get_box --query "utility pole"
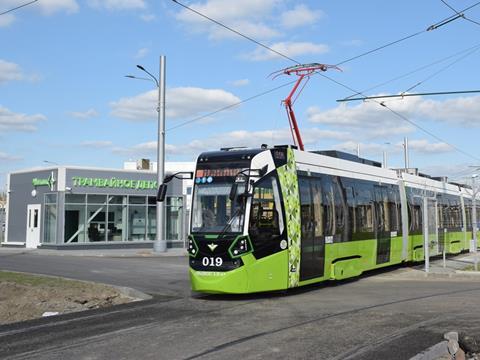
[472,174,478,254]
[129,56,167,252]
[156,55,166,253]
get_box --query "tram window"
[388,185,401,234]
[406,188,423,235]
[465,199,472,230]
[344,184,356,238]
[332,177,347,241]
[437,195,444,228]
[392,186,400,232]
[249,175,281,244]
[355,182,374,238]
[311,178,324,238]
[322,176,335,237]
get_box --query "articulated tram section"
[183,145,478,294]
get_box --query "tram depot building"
[3,164,193,249]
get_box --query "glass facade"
[63,194,185,244]
[43,193,57,243]
[166,197,185,248]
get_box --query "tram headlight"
[188,235,199,258]
[228,236,252,258]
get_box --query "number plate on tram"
[201,257,223,267]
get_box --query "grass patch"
[0,271,135,325]
[0,271,85,288]
[462,265,480,272]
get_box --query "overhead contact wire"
[170,0,480,162]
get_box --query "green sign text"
[72,177,157,190]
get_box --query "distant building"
[3,162,194,249]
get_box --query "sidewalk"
[408,252,480,278]
[0,246,478,272]
[0,246,187,258]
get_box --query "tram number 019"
[202,257,223,267]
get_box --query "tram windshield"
[191,163,249,234]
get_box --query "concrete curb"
[110,285,152,301]
[409,340,449,360]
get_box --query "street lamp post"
[129,56,167,253]
[472,174,478,254]
[403,137,409,170]
[382,142,391,169]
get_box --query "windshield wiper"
[217,203,245,238]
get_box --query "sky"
[1,0,480,191]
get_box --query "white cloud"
[115,127,350,157]
[0,14,15,27]
[230,79,250,87]
[0,152,21,162]
[421,163,474,181]
[134,47,149,59]
[0,59,24,84]
[87,0,145,10]
[280,4,323,29]
[0,105,46,132]
[401,139,452,154]
[110,87,241,121]
[175,0,280,40]
[0,0,78,27]
[35,0,79,15]
[68,108,98,119]
[245,41,329,61]
[330,139,453,160]
[80,140,113,148]
[307,95,480,129]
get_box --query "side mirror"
[229,183,238,202]
[156,171,194,202]
[157,184,168,202]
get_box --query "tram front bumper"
[189,266,249,294]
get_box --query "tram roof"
[197,148,264,163]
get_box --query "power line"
[439,0,480,27]
[0,0,38,16]
[167,79,297,131]
[379,104,480,162]
[335,31,426,66]
[170,0,480,162]
[171,0,299,65]
[402,44,480,93]
[337,90,480,102]
[338,1,480,65]
[341,42,480,100]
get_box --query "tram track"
[183,286,480,360]
[0,290,272,359]
[2,282,480,359]
[329,315,454,360]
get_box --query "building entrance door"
[26,204,41,248]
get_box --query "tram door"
[374,186,391,264]
[299,177,325,281]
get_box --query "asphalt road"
[1,251,480,360]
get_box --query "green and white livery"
[187,145,478,294]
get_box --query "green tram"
[187,145,476,294]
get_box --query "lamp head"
[136,65,145,71]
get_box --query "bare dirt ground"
[0,271,136,325]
